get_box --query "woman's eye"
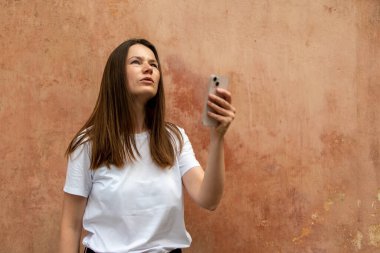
[131,60,140,64]
[151,63,158,68]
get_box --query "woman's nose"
[142,62,153,74]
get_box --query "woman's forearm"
[199,133,225,210]
[59,193,87,253]
[59,225,82,253]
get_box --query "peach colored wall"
[1,1,379,252]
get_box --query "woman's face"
[125,44,160,104]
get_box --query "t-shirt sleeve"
[63,142,93,197]
[178,128,201,177]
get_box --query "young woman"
[59,38,236,253]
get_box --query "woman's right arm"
[59,192,88,253]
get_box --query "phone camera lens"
[216,82,219,86]
[213,77,217,82]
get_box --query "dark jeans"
[84,248,182,253]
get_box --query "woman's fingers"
[207,100,234,118]
[207,98,235,124]
[208,94,234,112]
[207,88,236,136]
[215,88,232,103]
[208,93,236,114]
[207,110,233,125]
[207,87,236,136]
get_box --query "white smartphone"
[202,74,229,127]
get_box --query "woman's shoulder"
[165,122,186,136]
[68,128,93,159]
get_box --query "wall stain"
[320,130,356,164]
[323,5,336,14]
[351,230,363,251]
[369,224,380,247]
[164,54,205,125]
[292,226,312,244]
[323,198,334,211]
[323,190,346,212]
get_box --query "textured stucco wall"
[1,1,379,252]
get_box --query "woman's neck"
[134,102,146,133]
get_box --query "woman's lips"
[140,77,154,84]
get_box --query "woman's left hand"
[207,88,236,138]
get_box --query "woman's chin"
[132,91,158,104]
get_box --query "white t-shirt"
[63,128,200,253]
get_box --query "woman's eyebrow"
[127,56,157,63]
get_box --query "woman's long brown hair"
[65,38,183,169]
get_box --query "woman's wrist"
[210,128,225,144]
